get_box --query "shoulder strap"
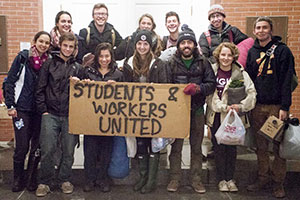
[111,29,116,47]
[162,36,168,49]
[86,27,91,45]
[204,31,211,48]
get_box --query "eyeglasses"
[94,12,108,17]
[210,13,222,20]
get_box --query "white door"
[42,0,210,168]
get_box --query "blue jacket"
[5,50,39,112]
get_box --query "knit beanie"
[208,4,226,20]
[176,24,197,48]
[135,30,152,47]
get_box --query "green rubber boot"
[133,155,149,191]
[140,153,160,194]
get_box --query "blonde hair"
[213,42,239,64]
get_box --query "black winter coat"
[245,36,294,111]
[78,21,122,61]
[199,22,248,63]
[80,63,123,82]
[122,57,168,84]
[5,50,39,111]
[167,52,216,110]
[35,54,82,116]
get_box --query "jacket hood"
[89,21,114,32]
[253,36,282,50]
[208,21,231,34]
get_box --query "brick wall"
[0,0,43,141]
[211,0,300,118]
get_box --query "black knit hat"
[135,30,152,47]
[176,24,197,48]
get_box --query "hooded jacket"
[35,54,82,116]
[78,21,122,61]
[245,36,294,111]
[199,21,248,63]
[167,51,216,110]
[5,50,39,112]
[206,62,256,128]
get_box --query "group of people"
[3,3,295,199]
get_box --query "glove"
[183,83,200,95]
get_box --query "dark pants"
[251,104,286,184]
[169,112,204,183]
[13,111,41,163]
[211,113,237,182]
[137,137,153,155]
[84,135,113,183]
[39,113,77,185]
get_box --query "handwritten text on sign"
[69,81,191,138]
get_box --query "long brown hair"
[132,49,154,79]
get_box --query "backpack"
[85,27,116,47]
[2,56,26,100]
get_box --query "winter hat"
[176,24,197,48]
[135,30,152,47]
[208,4,226,20]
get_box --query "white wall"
[43,0,210,41]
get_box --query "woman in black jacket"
[79,43,123,193]
[122,30,167,194]
[5,31,51,192]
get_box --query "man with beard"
[78,3,122,65]
[162,11,181,50]
[246,17,295,198]
[166,28,216,193]
[35,33,82,197]
[198,4,248,64]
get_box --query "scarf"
[50,27,77,56]
[29,45,49,71]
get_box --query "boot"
[12,161,25,192]
[26,150,41,191]
[140,153,160,194]
[133,155,149,191]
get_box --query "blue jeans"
[39,113,77,185]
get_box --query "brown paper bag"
[258,115,285,143]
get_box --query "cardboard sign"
[69,80,191,138]
[258,115,285,143]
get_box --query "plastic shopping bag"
[151,138,175,153]
[279,124,300,160]
[215,109,246,145]
[108,136,129,179]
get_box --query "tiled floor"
[1,138,300,199]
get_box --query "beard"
[179,46,193,58]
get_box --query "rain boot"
[12,161,25,192]
[133,155,149,191]
[140,153,160,194]
[26,150,41,191]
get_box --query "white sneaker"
[35,184,50,197]
[227,180,238,192]
[218,180,229,192]
[61,181,74,194]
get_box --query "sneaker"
[218,180,229,192]
[191,182,206,193]
[35,184,50,197]
[167,180,180,192]
[61,181,74,194]
[272,184,285,198]
[227,180,238,192]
